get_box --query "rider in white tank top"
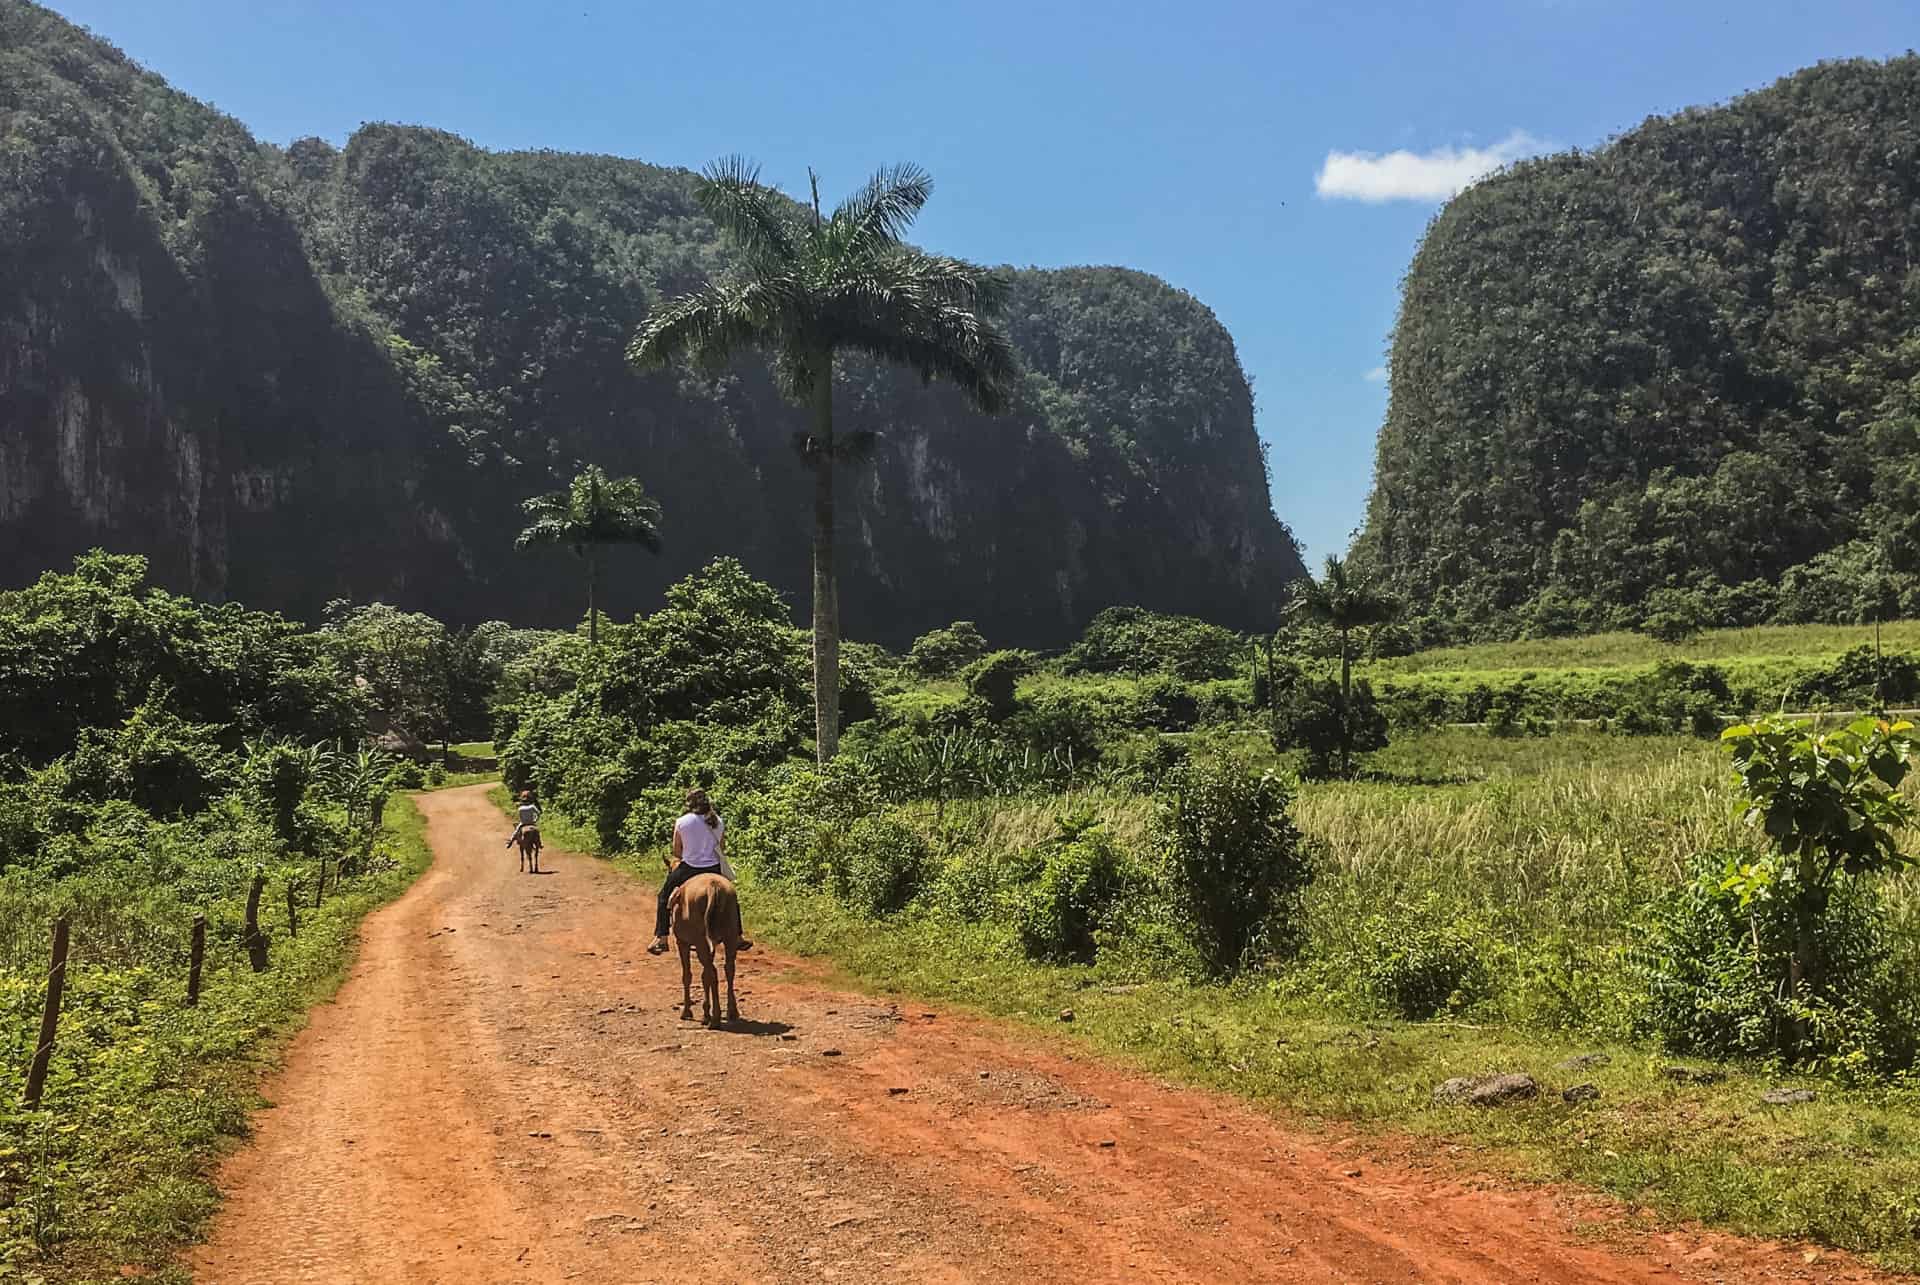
[673,812,724,869]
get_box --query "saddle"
[519,825,542,846]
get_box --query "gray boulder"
[1433,1073,1539,1107]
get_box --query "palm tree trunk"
[587,548,600,648]
[1339,625,1352,778]
[811,362,841,764]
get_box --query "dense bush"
[1638,855,1917,1073]
[1347,900,1490,1018]
[726,761,881,887]
[1788,646,1920,709]
[1063,605,1245,680]
[831,814,932,917]
[1153,754,1313,973]
[499,559,878,847]
[959,650,1033,719]
[1127,677,1200,732]
[907,621,988,677]
[1011,814,1137,963]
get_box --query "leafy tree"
[960,650,1032,720]
[1718,715,1920,1053]
[907,621,987,677]
[320,602,448,749]
[514,464,664,646]
[0,551,360,767]
[629,158,1016,761]
[1286,556,1397,778]
[1062,605,1244,680]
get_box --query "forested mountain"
[0,1,1301,645]
[1355,56,1920,641]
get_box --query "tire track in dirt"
[187,785,1890,1283]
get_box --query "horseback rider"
[648,787,751,955]
[507,789,541,850]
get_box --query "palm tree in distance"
[515,465,663,647]
[629,158,1016,763]
[1290,555,1397,777]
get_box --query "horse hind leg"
[699,947,720,1028]
[678,942,695,1021]
[723,943,739,1024]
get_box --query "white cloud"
[1363,365,1388,384]
[1315,131,1551,203]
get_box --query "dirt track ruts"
[187,784,1890,1283]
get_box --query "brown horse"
[669,871,742,1027]
[516,824,542,874]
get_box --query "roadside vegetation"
[17,547,1920,1273]
[0,556,465,1280]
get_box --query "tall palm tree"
[1289,555,1397,777]
[515,465,663,646]
[629,158,1015,763]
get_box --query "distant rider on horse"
[507,789,541,850]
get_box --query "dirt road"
[188,785,1884,1283]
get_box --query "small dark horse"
[516,824,542,874]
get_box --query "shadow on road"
[713,1018,794,1038]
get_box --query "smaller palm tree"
[515,465,663,645]
[1288,555,1397,776]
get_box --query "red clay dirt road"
[188,785,1886,1284]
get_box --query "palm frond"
[831,299,1018,414]
[628,281,786,372]
[696,156,800,268]
[831,162,933,253]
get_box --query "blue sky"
[49,0,1918,564]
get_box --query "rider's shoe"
[737,939,754,951]
[646,937,669,955]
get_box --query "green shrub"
[831,813,930,917]
[960,650,1032,719]
[728,761,880,886]
[1011,814,1136,963]
[1129,677,1200,732]
[1063,605,1245,680]
[1004,693,1108,764]
[386,759,426,790]
[1153,754,1313,974]
[1349,900,1490,1019]
[1789,645,1920,709]
[425,761,447,786]
[1638,854,1917,1073]
[923,849,1031,924]
[907,621,988,677]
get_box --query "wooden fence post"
[285,880,299,939]
[244,868,270,973]
[314,855,326,909]
[187,914,206,1007]
[23,917,70,1109]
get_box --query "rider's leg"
[649,863,694,952]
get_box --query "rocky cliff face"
[0,1,1300,643]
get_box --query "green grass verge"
[492,782,1920,1270]
[1373,619,1920,676]
[0,796,434,1283]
